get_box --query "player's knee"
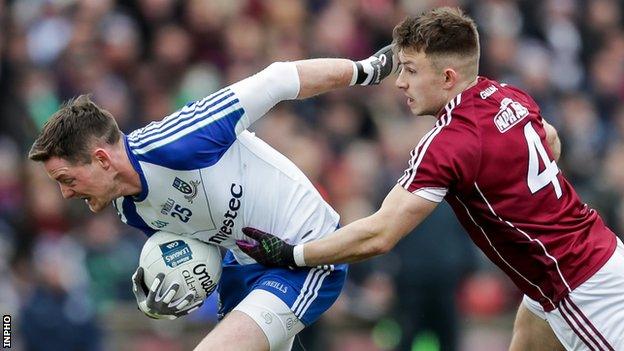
[195,311,270,351]
[233,289,305,351]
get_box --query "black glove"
[352,44,398,85]
[132,267,203,320]
[236,227,296,267]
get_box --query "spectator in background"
[81,213,143,312]
[392,202,477,351]
[20,236,102,351]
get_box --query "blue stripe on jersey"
[125,85,246,170]
[121,196,156,237]
[128,96,240,151]
[128,88,233,145]
[129,88,230,139]
[123,135,149,201]
[128,107,244,170]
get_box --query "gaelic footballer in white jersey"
[113,62,348,350]
[114,64,340,264]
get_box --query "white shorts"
[233,289,305,351]
[523,238,624,350]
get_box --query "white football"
[139,231,222,304]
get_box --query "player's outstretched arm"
[237,185,438,267]
[294,44,397,99]
[232,45,397,132]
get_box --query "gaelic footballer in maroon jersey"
[398,76,616,312]
[238,7,624,350]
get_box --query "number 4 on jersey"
[524,122,562,199]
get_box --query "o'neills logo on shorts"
[494,97,529,133]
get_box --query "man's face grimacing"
[43,151,118,213]
[395,49,451,117]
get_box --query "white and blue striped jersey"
[112,63,340,264]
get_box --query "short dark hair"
[393,7,479,65]
[28,94,121,164]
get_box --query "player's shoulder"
[123,89,245,171]
[437,91,479,136]
[469,76,539,109]
[452,76,540,131]
[426,94,482,156]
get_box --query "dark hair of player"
[28,94,121,164]
[393,7,480,76]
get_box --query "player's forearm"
[230,46,394,132]
[296,185,438,266]
[294,59,354,99]
[300,213,397,266]
[238,187,435,267]
[294,45,397,99]
[229,60,353,131]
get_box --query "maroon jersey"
[398,77,616,311]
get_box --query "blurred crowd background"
[1,0,623,350]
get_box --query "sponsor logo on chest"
[208,183,244,245]
[494,97,529,133]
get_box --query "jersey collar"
[435,76,490,118]
[123,134,149,202]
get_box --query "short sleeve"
[397,98,480,202]
[126,87,245,170]
[125,62,299,170]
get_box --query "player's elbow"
[360,215,399,257]
[545,124,559,147]
[368,235,395,256]
[356,234,391,259]
[544,122,561,161]
[261,62,300,101]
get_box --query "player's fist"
[237,227,296,268]
[352,44,398,86]
[131,267,203,320]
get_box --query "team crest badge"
[173,177,193,194]
[172,177,201,203]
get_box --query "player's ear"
[443,68,458,90]
[93,148,112,170]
